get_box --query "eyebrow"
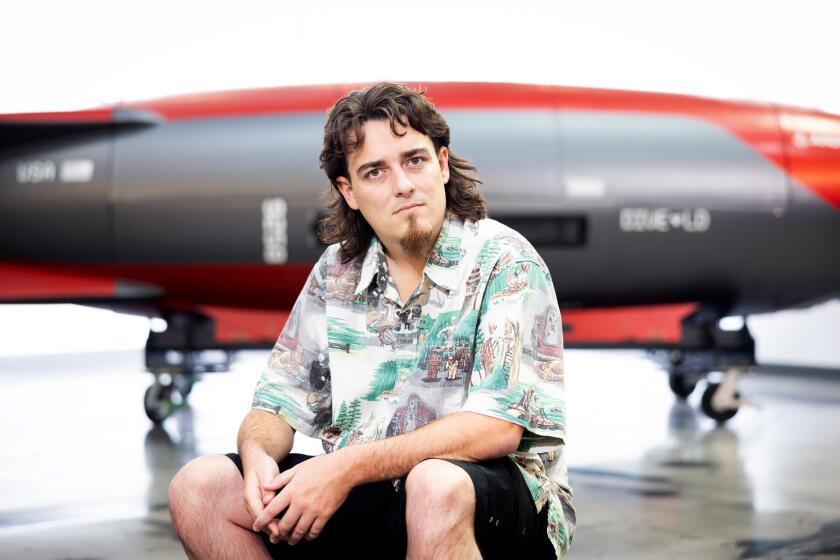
[355,147,432,176]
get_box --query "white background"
[1,0,838,365]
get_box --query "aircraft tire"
[144,382,174,424]
[700,382,739,423]
[668,372,697,399]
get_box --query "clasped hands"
[246,453,353,546]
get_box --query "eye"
[408,156,423,166]
[367,168,382,179]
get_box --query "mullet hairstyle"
[318,82,487,263]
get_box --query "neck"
[382,243,428,275]
[381,217,444,274]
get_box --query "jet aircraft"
[1,82,838,423]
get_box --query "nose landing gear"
[655,309,755,423]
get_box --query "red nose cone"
[780,108,840,211]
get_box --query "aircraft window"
[495,215,587,247]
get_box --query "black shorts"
[225,452,555,560]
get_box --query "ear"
[437,146,450,183]
[335,176,359,210]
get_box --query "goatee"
[399,215,436,259]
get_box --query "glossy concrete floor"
[1,349,839,559]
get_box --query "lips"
[394,203,423,215]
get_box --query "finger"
[262,490,275,506]
[271,504,302,545]
[263,466,298,491]
[265,520,282,538]
[287,511,316,546]
[253,489,291,533]
[306,517,326,541]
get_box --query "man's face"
[335,119,449,259]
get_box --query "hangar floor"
[0,349,839,559]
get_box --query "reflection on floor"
[0,349,839,559]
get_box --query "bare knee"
[169,455,241,520]
[405,459,475,521]
[169,456,272,558]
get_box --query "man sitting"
[168,82,575,559]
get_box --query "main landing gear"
[143,313,232,423]
[653,309,755,424]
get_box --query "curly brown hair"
[318,82,487,263]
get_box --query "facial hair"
[399,214,436,259]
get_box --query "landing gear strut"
[143,313,231,423]
[654,308,755,423]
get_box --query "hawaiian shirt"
[252,214,575,556]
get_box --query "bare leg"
[168,455,270,560]
[405,459,482,560]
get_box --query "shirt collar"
[353,213,466,296]
[354,235,385,296]
[423,213,465,292]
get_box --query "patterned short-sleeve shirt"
[253,214,575,556]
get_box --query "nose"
[392,167,415,196]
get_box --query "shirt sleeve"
[462,259,567,451]
[251,251,331,438]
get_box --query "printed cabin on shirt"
[253,214,576,556]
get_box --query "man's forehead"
[346,120,434,162]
